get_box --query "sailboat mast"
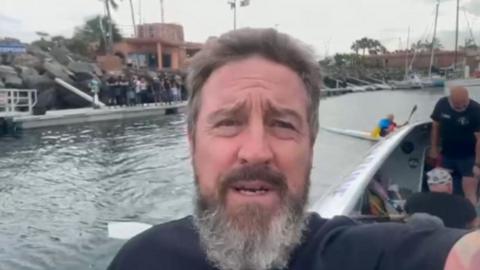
[454,0,460,70]
[160,0,165,23]
[429,0,439,77]
[129,0,137,36]
[405,27,410,79]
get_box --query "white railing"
[0,88,38,116]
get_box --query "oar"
[405,105,418,124]
[108,222,152,240]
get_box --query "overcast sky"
[1,0,479,57]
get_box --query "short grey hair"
[186,28,322,142]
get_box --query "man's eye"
[216,119,241,127]
[272,120,295,130]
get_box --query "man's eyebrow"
[207,101,248,123]
[265,103,304,124]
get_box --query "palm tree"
[100,0,122,53]
[69,15,123,56]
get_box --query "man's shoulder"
[468,99,480,112]
[313,214,467,270]
[108,216,209,270]
[436,96,449,107]
[125,216,197,250]
[432,97,449,120]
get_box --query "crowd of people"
[89,72,187,107]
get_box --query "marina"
[1,0,480,269]
[0,88,451,270]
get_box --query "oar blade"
[108,222,153,240]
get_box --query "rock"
[68,61,95,74]
[23,74,54,90]
[17,65,38,77]
[51,45,71,65]
[0,65,16,76]
[14,54,42,68]
[27,45,51,60]
[0,66,23,88]
[33,87,56,115]
[4,75,23,88]
[44,60,74,83]
[55,85,90,108]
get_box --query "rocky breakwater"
[0,45,103,115]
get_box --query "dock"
[322,88,353,97]
[0,87,187,135]
[12,103,186,129]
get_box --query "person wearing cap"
[430,86,480,205]
[405,168,478,229]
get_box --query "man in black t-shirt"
[405,168,478,229]
[108,29,479,270]
[430,86,480,205]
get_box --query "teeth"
[238,189,268,195]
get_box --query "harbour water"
[0,88,444,270]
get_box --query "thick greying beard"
[193,164,309,270]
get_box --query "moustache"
[219,164,288,200]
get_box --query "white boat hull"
[312,121,431,218]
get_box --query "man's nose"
[237,122,273,165]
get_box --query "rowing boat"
[312,121,432,218]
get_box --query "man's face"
[190,56,313,222]
[450,89,470,112]
[429,182,453,194]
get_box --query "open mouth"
[231,180,275,196]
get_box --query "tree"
[461,38,478,50]
[35,31,50,40]
[72,15,123,55]
[51,35,68,46]
[368,40,387,55]
[100,0,123,53]
[32,32,52,51]
[333,53,361,67]
[412,38,443,51]
[351,37,387,56]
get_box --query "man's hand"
[473,164,480,179]
[444,231,480,270]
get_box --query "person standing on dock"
[126,76,136,106]
[430,86,480,206]
[119,76,129,106]
[106,76,116,106]
[108,28,479,270]
[88,78,100,109]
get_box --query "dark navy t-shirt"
[107,213,466,270]
[431,96,480,158]
[405,192,477,229]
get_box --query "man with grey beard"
[107,28,479,270]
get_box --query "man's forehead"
[208,98,304,120]
[200,57,309,111]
